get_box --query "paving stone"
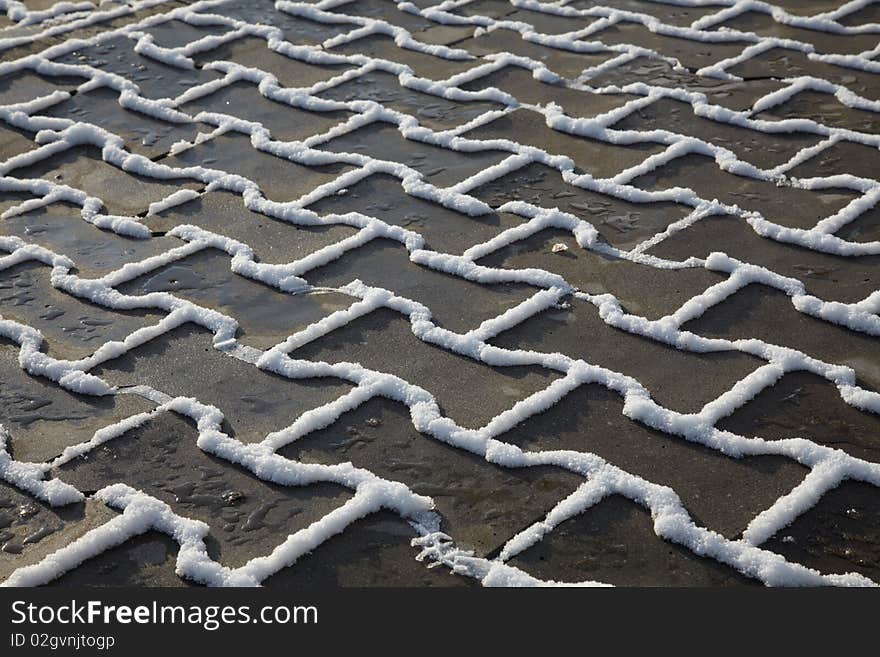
[317,120,510,187]
[35,85,204,159]
[90,324,354,443]
[0,484,117,581]
[115,248,354,350]
[631,152,858,230]
[264,511,475,587]
[470,161,692,249]
[280,396,582,556]
[302,238,538,333]
[508,495,760,586]
[0,262,166,360]
[143,189,359,263]
[159,131,353,202]
[788,140,880,181]
[493,383,808,539]
[756,90,880,134]
[4,0,880,588]
[718,371,880,464]
[612,96,820,169]
[52,35,224,100]
[0,341,154,462]
[729,48,880,99]
[489,296,763,413]
[760,481,880,583]
[1,202,181,278]
[647,213,880,304]
[55,412,354,570]
[305,172,523,254]
[457,28,614,79]
[681,284,880,390]
[329,33,481,79]
[462,107,665,178]
[290,308,560,429]
[318,70,503,131]
[180,80,351,142]
[6,145,202,216]
[190,36,356,87]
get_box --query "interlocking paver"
[2,0,879,588]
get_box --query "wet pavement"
[0,0,879,588]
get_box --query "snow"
[0,0,879,588]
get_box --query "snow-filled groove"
[0,0,878,587]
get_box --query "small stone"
[221,490,244,506]
[18,502,40,519]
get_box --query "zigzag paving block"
[0,342,153,463]
[476,227,726,318]
[2,0,880,588]
[263,511,475,587]
[54,412,355,571]
[34,85,206,160]
[303,172,523,254]
[190,36,356,86]
[179,81,352,143]
[316,70,503,132]
[49,35,224,101]
[630,153,859,231]
[461,107,666,179]
[0,483,117,579]
[316,120,511,188]
[646,213,880,304]
[288,307,561,429]
[6,145,202,217]
[681,284,880,389]
[0,262,166,361]
[279,396,583,557]
[710,11,880,55]
[455,29,615,80]
[0,122,38,160]
[301,238,539,333]
[89,325,354,443]
[0,70,85,106]
[507,495,761,586]
[1,202,184,278]
[491,383,808,539]
[716,370,880,464]
[488,297,764,414]
[457,66,634,119]
[583,57,789,112]
[114,248,355,349]
[754,90,880,134]
[727,48,880,100]
[142,189,360,263]
[469,161,692,249]
[758,480,880,582]
[788,140,880,181]
[836,204,880,244]
[328,33,482,79]
[158,131,353,202]
[610,96,821,170]
[48,532,194,588]
[566,0,722,27]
